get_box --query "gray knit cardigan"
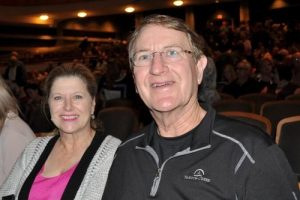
[0,134,121,200]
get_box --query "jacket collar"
[140,104,216,150]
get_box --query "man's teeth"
[152,82,171,88]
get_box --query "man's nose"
[149,52,167,75]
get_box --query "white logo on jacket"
[184,168,211,183]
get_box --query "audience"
[0,18,299,123]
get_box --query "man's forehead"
[134,25,189,49]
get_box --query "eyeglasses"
[131,46,193,68]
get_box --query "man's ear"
[196,56,208,85]
[131,71,139,94]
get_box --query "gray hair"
[128,14,205,69]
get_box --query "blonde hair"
[0,77,19,132]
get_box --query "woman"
[0,64,121,199]
[0,77,35,185]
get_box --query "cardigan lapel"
[61,132,106,200]
[18,132,106,200]
[18,135,59,199]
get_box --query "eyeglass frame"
[130,46,194,68]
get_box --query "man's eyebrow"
[135,45,181,52]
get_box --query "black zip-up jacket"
[103,106,299,200]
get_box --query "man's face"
[9,55,17,64]
[132,24,206,113]
[236,67,250,79]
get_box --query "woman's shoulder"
[89,134,121,163]
[101,135,121,151]
[6,136,56,172]
[22,136,55,157]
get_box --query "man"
[103,14,299,200]
[222,59,260,98]
[3,51,27,87]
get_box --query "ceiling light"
[173,0,183,6]
[215,0,220,3]
[271,0,288,9]
[216,14,223,19]
[39,14,49,21]
[125,6,135,13]
[77,11,87,18]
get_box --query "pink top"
[28,163,78,200]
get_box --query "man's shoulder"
[119,132,145,149]
[116,125,151,153]
[213,114,274,148]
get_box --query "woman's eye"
[74,95,83,100]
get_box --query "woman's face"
[48,76,95,135]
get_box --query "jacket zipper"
[136,145,199,197]
[150,168,162,196]
[136,144,211,197]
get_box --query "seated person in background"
[255,57,279,94]
[197,35,220,104]
[20,83,43,123]
[0,77,35,186]
[100,61,124,101]
[3,51,27,87]
[223,59,260,97]
[198,57,220,104]
[274,48,293,86]
[103,14,299,200]
[0,64,121,199]
[277,51,300,99]
[217,63,237,92]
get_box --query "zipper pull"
[150,168,161,197]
